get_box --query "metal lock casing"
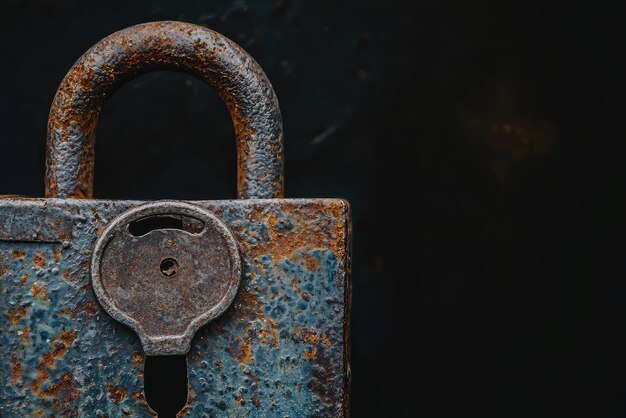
[0,21,351,417]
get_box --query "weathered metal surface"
[0,198,351,416]
[2,19,350,417]
[91,201,242,356]
[45,21,283,200]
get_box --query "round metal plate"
[91,201,241,355]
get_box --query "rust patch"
[53,247,61,264]
[18,326,30,344]
[232,336,253,364]
[41,372,79,415]
[10,356,22,385]
[30,368,50,395]
[303,254,320,271]
[228,288,280,364]
[246,202,347,267]
[20,273,28,285]
[132,351,143,367]
[0,266,6,276]
[59,330,78,346]
[40,343,68,369]
[12,249,25,259]
[31,329,78,394]
[33,252,47,269]
[83,301,97,316]
[257,318,280,349]
[303,327,320,345]
[62,270,79,283]
[31,282,48,301]
[322,332,332,349]
[230,286,261,320]
[59,301,97,318]
[302,327,320,360]
[107,384,127,403]
[10,306,27,325]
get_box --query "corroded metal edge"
[342,199,352,418]
[45,21,283,200]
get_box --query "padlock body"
[0,198,350,417]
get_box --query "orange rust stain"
[59,330,77,346]
[234,337,253,364]
[12,249,25,259]
[107,384,127,403]
[322,332,332,349]
[132,391,144,402]
[242,202,348,268]
[30,329,78,394]
[304,349,318,360]
[303,254,320,271]
[254,260,268,275]
[83,301,97,316]
[132,351,143,367]
[19,326,30,344]
[46,178,58,198]
[43,372,73,396]
[0,266,6,276]
[20,273,28,285]
[231,287,261,320]
[229,288,281,364]
[53,247,61,264]
[59,301,96,318]
[235,395,245,405]
[33,252,47,269]
[31,282,48,301]
[303,328,320,345]
[30,367,50,394]
[257,318,280,349]
[303,328,320,359]
[10,356,22,385]
[10,306,27,325]
[40,343,68,369]
[36,372,79,413]
[62,270,79,283]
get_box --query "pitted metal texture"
[45,21,284,200]
[91,201,242,356]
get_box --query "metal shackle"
[45,21,283,200]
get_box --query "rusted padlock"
[0,21,351,417]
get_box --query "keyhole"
[144,355,188,417]
[160,258,178,277]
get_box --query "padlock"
[0,21,351,417]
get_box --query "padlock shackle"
[45,21,283,199]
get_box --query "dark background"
[2,1,626,417]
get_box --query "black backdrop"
[2,1,626,417]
